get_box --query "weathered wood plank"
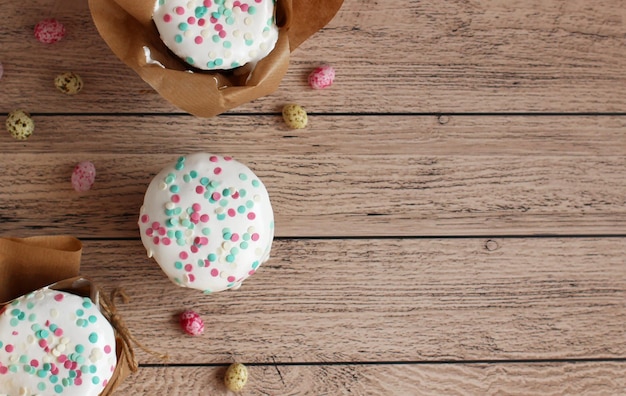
[114,362,626,395]
[0,115,624,237]
[78,239,626,364]
[1,0,625,113]
[0,152,624,237]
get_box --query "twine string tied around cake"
[99,287,169,373]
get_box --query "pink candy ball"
[71,161,96,192]
[34,19,66,44]
[308,65,335,90]
[180,311,204,336]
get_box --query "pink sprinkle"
[231,233,239,242]
[198,18,206,26]
[141,214,150,223]
[158,227,166,236]
[0,366,8,374]
[210,16,218,23]
[254,0,262,2]
[203,0,212,6]
[5,345,14,353]
[184,264,193,272]
[64,360,72,369]
[209,156,218,162]
[152,222,160,229]
[233,0,240,5]
[195,36,203,44]
[227,276,236,283]
[196,185,205,194]
[228,208,236,217]
[11,331,17,336]
[188,274,196,282]
[199,237,209,245]
[191,212,200,222]
[204,259,210,267]
[54,293,64,302]
[163,14,172,22]
[175,6,185,15]
[248,269,256,275]
[180,251,188,260]
[57,355,67,363]
[240,4,249,11]
[162,238,171,246]
[200,214,209,222]
[153,237,160,245]
[75,378,83,386]
[211,268,219,277]
[104,345,112,354]
[172,194,180,203]
[54,328,63,337]
[192,203,201,212]
[251,233,260,241]
[212,192,221,201]
[102,379,107,387]
[71,362,78,370]
[247,212,256,220]
[190,246,198,253]
[214,167,222,175]
[188,16,196,24]
[215,24,223,31]
[146,228,154,237]
[30,359,39,367]
[218,30,227,38]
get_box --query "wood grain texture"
[114,362,626,396]
[1,0,625,113]
[79,239,625,364]
[0,116,624,238]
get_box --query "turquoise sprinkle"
[174,207,183,215]
[38,382,46,391]
[243,233,250,241]
[200,177,209,185]
[92,376,100,385]
[50,375,59,383]
[208,253,217,261]
[197,259,204,267]
[195,6,208,18]
[212,35,220,43]
[10,309,20,316]
[170,185,180,193]
[215,58,223,66]
[37,369,47,378]
[252,179,260,187]
[238,173,247,181]
[177,239,186,246]
[175,162,184,171]
[231,61,240,68]
[166,174,175,183]
[167,230,175,238]
[207,61,216,69]
[239,189,247,197]
[212,12,221,19]
[270,221,275,229]
[175,230,183,238]
[19,355,27,363]
[8,365,17,373]
[202,227,211,235]
[186,57,195,65]
[175,34,183,43]
[62,378,70,386]
[230,247,239,255]
[174,262,183,270]
[248,5,257,14]
[246,200,254,208]
[245,39,254,46]
[54,384,63,393]
[223,232,232,240]
[240,241,249,249]
[178,22,188,31]
[237,205,246,214]
[88,315,97,323]
[76,309,84,317]
[226,255,235,262]
[10,318,18,326]
[75,344,85,353]
[252,260,260,269]
[26,302,35,309]
[88,332,98,343]
[217,213,226,221]
[183,174,191,183]
[190,170,198,178]
[83,299,92,308]
[222,188,230,197]
[90,365,97,374]
[219,199,228,207]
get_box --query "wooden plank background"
[1,0,625,395]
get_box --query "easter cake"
[152,0,279,70]
[138,153,274,293]
[0,288,117,396]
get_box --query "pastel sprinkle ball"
[224,362,248,392]
[5,110,35,140]
[180,310,204,336]
[34,18,66,44]
[308,65,335,90]
[55,72,84,95]
[71,161,96,192]
[282,104,308,129]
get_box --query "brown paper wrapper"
[0,237,135,395]
[88,0,343,117]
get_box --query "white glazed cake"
[139,153,274,293]
[153,0,279,70]
[0,289,117,396]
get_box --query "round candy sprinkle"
[282,104,308,129]
[180,310,204,336]
[308,65,335,90]
[5,110,35,140]
[34,18,66,44]
[71,161,96,192]
[55,72,83,95]
[224,362,248,392]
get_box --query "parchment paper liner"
[88,0,344,117]
[0,236,136,395]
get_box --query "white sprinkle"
[244,17,252,25]
[249,50,258,58]
[260,42,268,51]
[208,51,217,59]
[50,309,59,318]
[201,29,210,38]
[233,30,241,38]
[159,181,167,190]
[244,32,252,40]
[165,202,175,210]
[184,30,193,38]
